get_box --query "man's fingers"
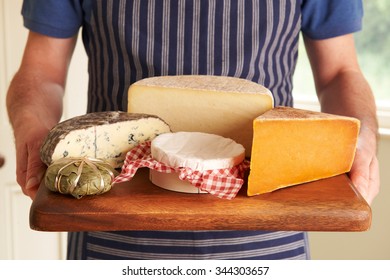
[25,141,47,199]
[367,156,380,204]
[15,142,29,191]
[349,152,380,205]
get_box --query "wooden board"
[30,168,371,232]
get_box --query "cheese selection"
[40,111,171,168]
[247,106,360,196]
[39,75,361,199]
[128,75,274,157]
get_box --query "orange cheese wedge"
[248,106,360,196]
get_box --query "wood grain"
[30,168,371,232]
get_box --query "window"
[293,0,390,132]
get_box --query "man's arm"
[303,34,379,204]
[6,31,77,199]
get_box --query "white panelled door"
[0,0,88,259]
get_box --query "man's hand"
[349,127,380,205]
[13,116,50,199]
[6,32,77,199]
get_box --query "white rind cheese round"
[149,132,245,194]
[151,132,245,171]
[40,111,171,168]
[149,170,208,194]
[128,75,274,157]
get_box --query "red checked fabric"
[113,141,250,200]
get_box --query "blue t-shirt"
[22,0,363,260]
[22,0,363,39]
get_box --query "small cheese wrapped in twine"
[113,141,250,200]
[45,157,118,199]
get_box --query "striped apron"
[68,0,309,260]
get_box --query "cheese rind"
[40,111,171,168]
[151,132,245,171]
[149,169,208,194]
[128,75,274,157]
[248,106,360,196]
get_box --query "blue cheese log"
[40,111,171,168]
